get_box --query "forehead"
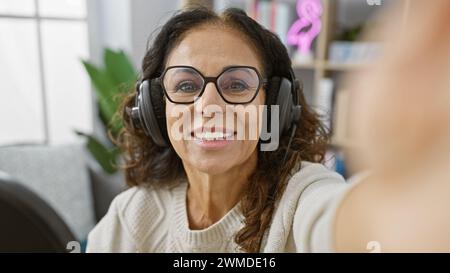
[165,25,264,75]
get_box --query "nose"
[194,82,226,115]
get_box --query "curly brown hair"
[112,7,329,252]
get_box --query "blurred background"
[0,0,409,252]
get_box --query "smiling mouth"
[192,131,235,141]
[190,127,236,141]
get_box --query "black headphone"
[128,68,302,157]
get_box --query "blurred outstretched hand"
[336,0,450,252]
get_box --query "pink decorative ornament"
[287,0,323,55]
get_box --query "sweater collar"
[171,180,244,249]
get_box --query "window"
[0,0,92,145]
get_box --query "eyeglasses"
[158,65,267,104]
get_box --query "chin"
[187,156,235,175]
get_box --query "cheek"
[165,102,192,154]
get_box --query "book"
[315,78,334,130]
[328,41,381,64]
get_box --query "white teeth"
[194,131,233,141]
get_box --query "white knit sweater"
[86,161,348,253]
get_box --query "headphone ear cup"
[140,80,169,147]
[263,77,281,135]
[276,77,294,134]
[265,77,280,107]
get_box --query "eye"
[222,80,249,92]
[176,81,200,93]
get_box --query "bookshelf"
[180,0,411,176]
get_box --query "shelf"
[291,61,318,70]
[323,62,369,72]
[292,60,369,72]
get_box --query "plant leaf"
[104,48,137,89]
[79,48,137,172]
[75,131,118,174]
[81,60,118,124]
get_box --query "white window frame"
[0,0,90,145]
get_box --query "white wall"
[86,0,181,142]
[130,0,180,68]
[87,0,180,69]
[87,0,132,67]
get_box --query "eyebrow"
[172,67,198,75]
[222,65,251,71]
[222,66,256,78]
[166,65,258,78]
[166,67,199,80]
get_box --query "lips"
[191,127,236,141]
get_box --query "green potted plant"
[77,48,137,174]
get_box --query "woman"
[87,2,450,253]
[86,7,345,253]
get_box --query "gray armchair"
[0,171,76,252]
[0,144,125,247]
